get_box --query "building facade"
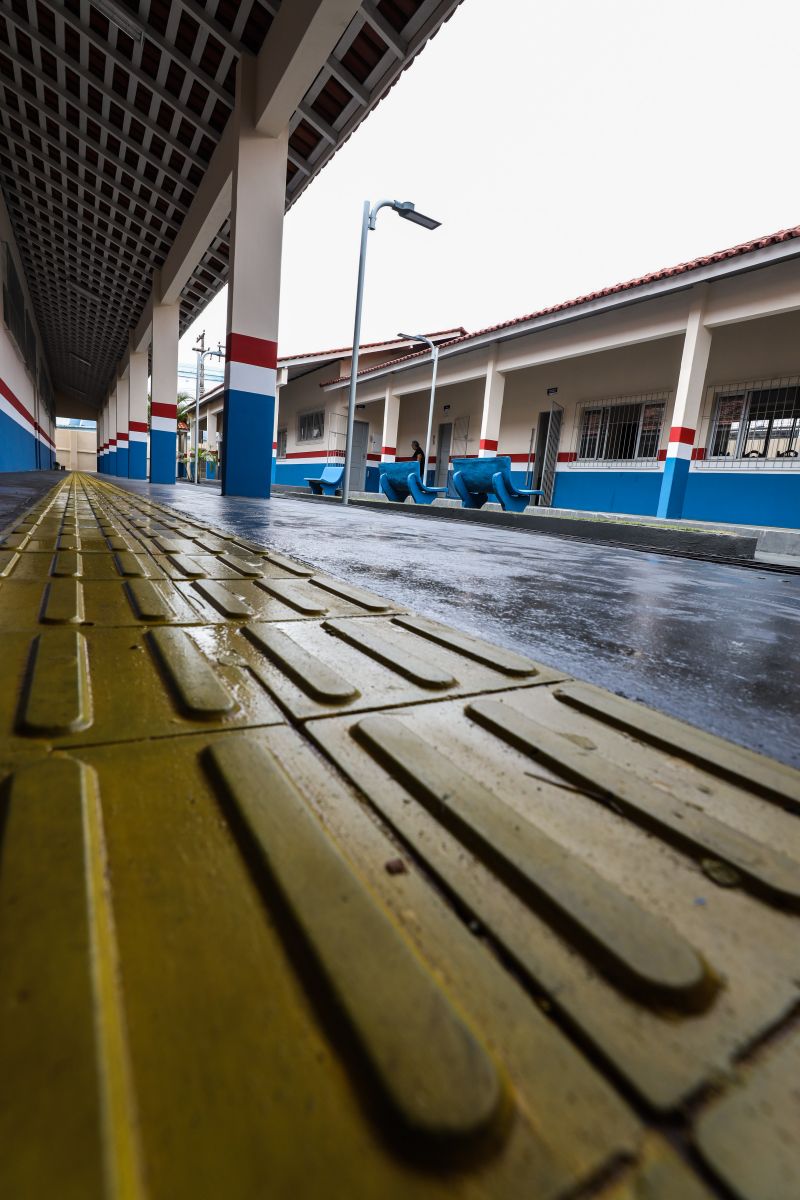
[319,229,800,528]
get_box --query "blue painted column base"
[656,455,690,518]
[115,446,129,477]
[150,429,177,484]
[128,441,147,479]
[221,389,274,498]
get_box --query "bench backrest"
[451,456,511,493]
[319,465,344,483]
[379,461,420,498]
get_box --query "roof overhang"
[322,231,800,392]
[0,0,463,411]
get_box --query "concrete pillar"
[478,351,505,456]
[381,386,400,463]
[108,390,117,475]
[150,277,180,484]
[207,410,218,448]
[97,409,103,472]
[115,371,129,477]
[222,56,287,497]
[128,349,149,479]
[656,290,712,519]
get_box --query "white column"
[150,276,181,484]
[657,288,712,518]
[380,386,400,462]
[222,54,287,497]
[128,348,149,479]
[478,350,505,456]
[116,369,129,476]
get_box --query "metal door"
[538,405,563,506]
[348,419,369,492]
[435,422,452,487]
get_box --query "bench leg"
[453,471,486,508]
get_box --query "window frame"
[574,393,669,467]
[707,381,800,464]
[296,408,325,443]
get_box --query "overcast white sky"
[179,0,800,368]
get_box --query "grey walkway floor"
[111,478,800,768]
[0,470,65,529]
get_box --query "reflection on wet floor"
[113,480,800,768]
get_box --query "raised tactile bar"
[205,735,505,1148]
[19,629,93,734]
[354,712,713,1010]
[468,696,800,910]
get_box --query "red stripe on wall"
[129,420,148,433]
[479,438,498,451]
[151,402,177,419]
[658,448,667,461]
[283,448,346,460]
[692,447,706,460]
[227,332,278,370]
[557,451,578,462]
[669,425,696,445]
[0,374,35,431]
[367,452,380,461]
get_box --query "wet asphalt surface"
[0,470,65,528]
[111,478,800,768]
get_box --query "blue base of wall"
[274,461,380,492]
[683,472,800,528]
[0,411,38,471]
[552,470,663,516]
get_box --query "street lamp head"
[392,201,441,230]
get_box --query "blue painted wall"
[552,470,663,516]
[0,410,39,472]
[683,471,800,528]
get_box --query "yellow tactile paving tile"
[0,473,797,1200]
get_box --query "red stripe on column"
[272,441,278,450]
[109,438,117,446]
[381,445,396,456]
[226,332,278,369]
[129,420,148,433]
[479,438,498,451]
[669,426,696,445]
[117,432,129,441]
[151,402,177,419]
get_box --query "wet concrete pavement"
[0,470,66,529]
[113,478,800,768]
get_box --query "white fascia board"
[323,237,800,393]
[255,0,363,137]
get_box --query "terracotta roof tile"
[330,224,800,385]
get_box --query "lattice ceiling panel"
[0,0,460,409]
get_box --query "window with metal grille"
[575,394,668,465]
[276,427,287,458]
[706,379,800,464]
[297,409,325,441]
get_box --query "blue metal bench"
[492,465,544,512]
[451,456,511,508]
[379,461,446,505]
[305,465,344,495]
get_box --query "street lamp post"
[193,340,224,485]
[342,199,441,505]
[397,332,439,485]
